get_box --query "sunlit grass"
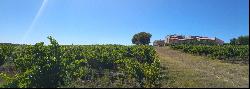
[156,47,249,88]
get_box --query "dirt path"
[156,47,249,88]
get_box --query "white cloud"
[21,0,48,44]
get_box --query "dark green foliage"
[230,35,249,45]
[0,48,4,66]
[170,45,249,64]
[173,40,218,45]
[237,35,249,45]
[0,45,15,66]
[132,32,152,45]
[230,38,237,45]
[2,36,66,88]
[0,36,163,88]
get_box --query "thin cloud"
[21,0,48,44]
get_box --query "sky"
[0,0,249,45]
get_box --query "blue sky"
[0,0,249,45]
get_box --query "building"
[153,39,165,47]
[214,37,224,45]
[164,34,224,45]
[165,34,185,44]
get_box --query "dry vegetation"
[156,46,249,88]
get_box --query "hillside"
[156,46,249,88]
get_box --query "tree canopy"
[230,35,249,45]
[132,32,152,45]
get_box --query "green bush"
[170,45,249,63]
[0,36,163,88]
[0,48,4,66]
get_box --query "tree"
[230,38,237,45]
[230,35,249,45]
[132,32,152,45]
[238,35,249,45]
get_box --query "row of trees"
[131,32,249,46]
[230,35,249,45]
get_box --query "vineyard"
[0,36,248,88]
[170,44,249,64]
[0,36,163,88]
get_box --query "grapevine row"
[170,44,249,63]
[0,36,163,88]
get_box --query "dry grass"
[156,46,249,88]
